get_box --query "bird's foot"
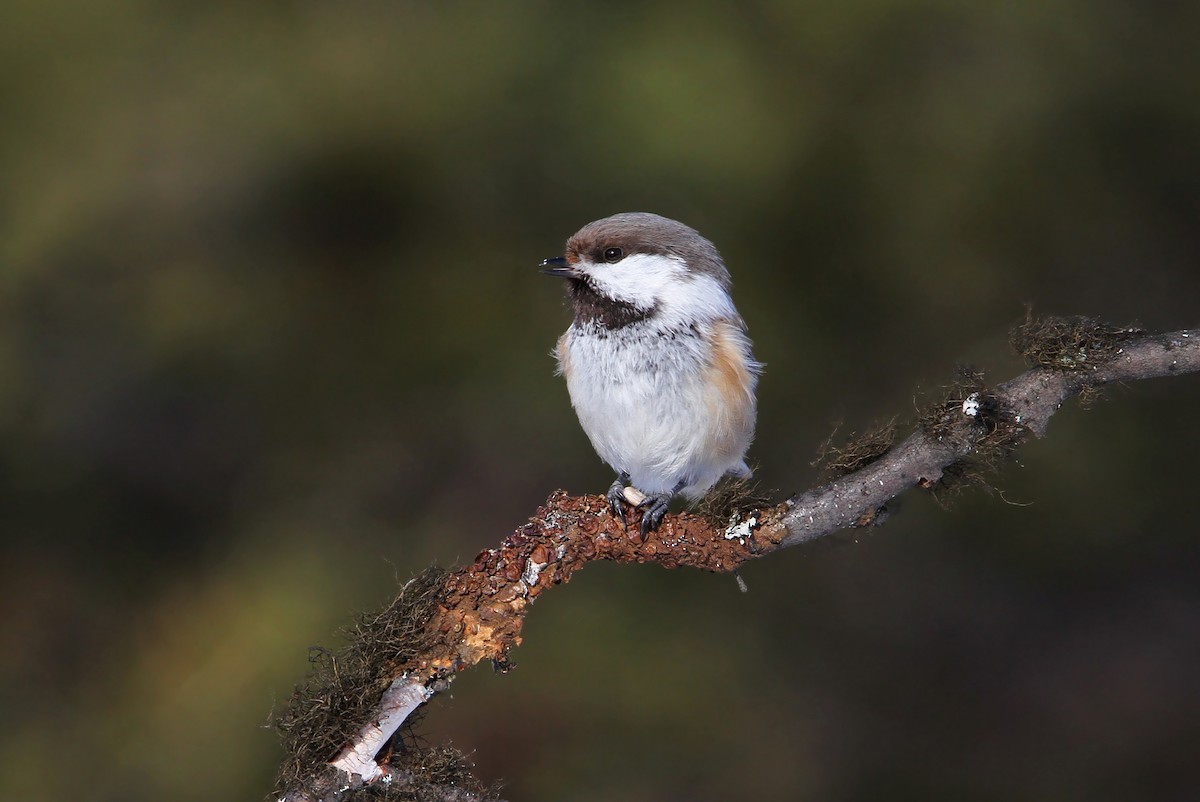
[636,492,673,534]
[607,472,631,521]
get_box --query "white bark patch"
[330,676,433,782]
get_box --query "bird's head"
[541,212,736,330]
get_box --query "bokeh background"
[3,1,1200,800]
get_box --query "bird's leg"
[607,472,631,520]
[638,480,687,535]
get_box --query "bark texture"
[277,324,1198,802]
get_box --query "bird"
[541,212,761,534]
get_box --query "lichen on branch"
[275,318,1199,802]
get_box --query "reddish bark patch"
[417,491,788,681]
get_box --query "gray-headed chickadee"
[541,212,761,533]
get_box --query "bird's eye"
[602,247,624,263]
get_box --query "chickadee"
[541,212,761,533]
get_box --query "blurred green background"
[3,1,1200,800]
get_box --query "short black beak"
[539,256,576,278]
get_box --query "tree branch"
[275,323,1198,802]
[783,328,1198,546]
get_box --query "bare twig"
[330,676,433,782]
[276,324,1198,802]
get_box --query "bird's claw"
[607,473,630,525]
[637,492,673,535]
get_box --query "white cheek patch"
[582,253,689,310]
[654,272,739,331]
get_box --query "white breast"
[559,314,757,497]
